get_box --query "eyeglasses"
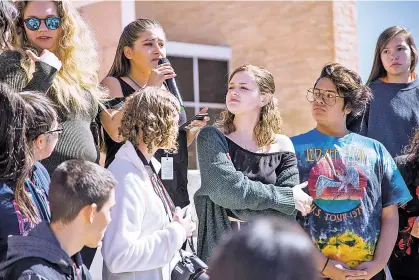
[44,123,64,135]
[306,88,343,106]
[23,17,61,31]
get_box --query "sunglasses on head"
[23,17,61,31]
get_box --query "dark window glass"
[167,56,194,102]
[198,59,228,103]
[184,106,196,121]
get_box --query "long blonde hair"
[17,0,106,114]
[216,64,283,147]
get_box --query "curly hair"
[315,62,372,121]
[17,0,106,114]
[119,87,180,153]
[216,64,283,147]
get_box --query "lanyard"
[134,147,175,220]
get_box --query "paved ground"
[90,237,199,280]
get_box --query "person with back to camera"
[0,85,61,264]
[102,87,195,280]
[209,218,318,280]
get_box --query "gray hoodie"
[0,222,91,280]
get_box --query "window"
[166,42,231,169]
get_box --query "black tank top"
[104,77,189,207]
[104,77,135,168]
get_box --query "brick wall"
[134,1,337,136]
[79,1,122,79]
[332,0,358,72]
[81,1,359,136]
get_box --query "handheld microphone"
[158,58,184,110]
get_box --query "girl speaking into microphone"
[100,18,208,208]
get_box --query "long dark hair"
[108,18,164,77]
[0,83,36,222]
[0,84,57,223]
[21,92,58,143]
[367,26,418,85]
[0,1,19,50]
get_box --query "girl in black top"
[100,18,208,207]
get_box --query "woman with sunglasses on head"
[0,84,61,263]
[349,26,419,158]
[0,0,61,94]
[100,18,208,208]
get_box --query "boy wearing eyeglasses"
[291,63,412,280]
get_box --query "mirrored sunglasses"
[24,17,61,31]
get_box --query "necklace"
[127,75,144,89]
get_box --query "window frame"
[166,41,231,114]
[166,41,231,169]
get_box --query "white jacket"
[102,141,186,280]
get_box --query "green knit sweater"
[194,126,299,262]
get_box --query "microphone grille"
[158,57,170,65]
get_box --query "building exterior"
[77,0,358,168]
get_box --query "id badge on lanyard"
[161,155,174,180]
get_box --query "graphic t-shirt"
[291,129,412,268]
